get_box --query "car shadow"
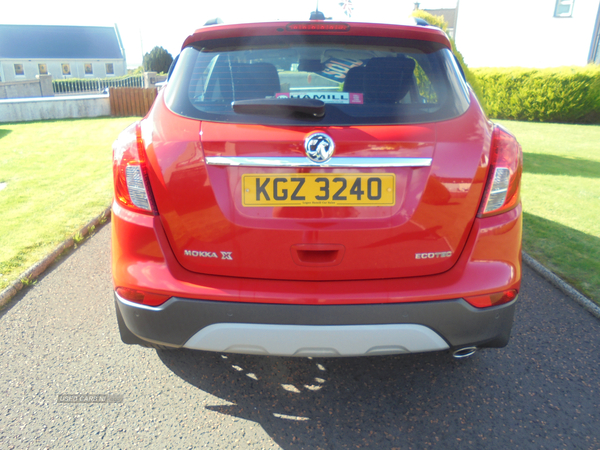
[155,347,491,449]
[0,129,12,140]
[153,267,600,450]
[523,153,600,179]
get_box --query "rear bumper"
[112,201,522,306]
[112,200,521,356]
[115,292,516,356]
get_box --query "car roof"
[181,21,451,51]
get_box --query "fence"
[53,75,144,95]
[109,87,158,117]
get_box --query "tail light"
[465,289,518,308]
[478,125,523,217]
[116,287,171,307]
[112,122,157,215]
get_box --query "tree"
[143,46,174,74]
[412,9,449,31]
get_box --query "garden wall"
[0,94,110,123]
[0,75,54,99]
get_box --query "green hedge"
[411,10,488,113]
[453,46,487,114]
[472,66,600,124]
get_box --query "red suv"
[112,18,522,358]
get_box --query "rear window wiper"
[231,98,325,118]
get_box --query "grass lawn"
[0,117,139,292]
[496,120,600,305]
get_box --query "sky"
[2,0,457,68]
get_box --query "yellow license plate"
[242,173,395,207]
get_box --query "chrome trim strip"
[206,156,432,168]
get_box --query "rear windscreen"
[164,35,470,126]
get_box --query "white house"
[0,24,127,82]
[453,0,600,67]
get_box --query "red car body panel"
[143,92,492,281]
[112,197,521,305]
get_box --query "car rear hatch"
[147,22,490,281]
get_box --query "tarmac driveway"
[1,223,599,449]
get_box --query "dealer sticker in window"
[242,173,395,207]
[276,92,363,104]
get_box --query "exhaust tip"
[452,347,478,359]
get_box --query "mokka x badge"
[184,250,233,261]
[305,133,335,163]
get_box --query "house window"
[84,63,93,75]
[38,64,48,75]
[106,63,114,75]
[554,0,574,17]
[61,63,71,76]
[14,64,25,76]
